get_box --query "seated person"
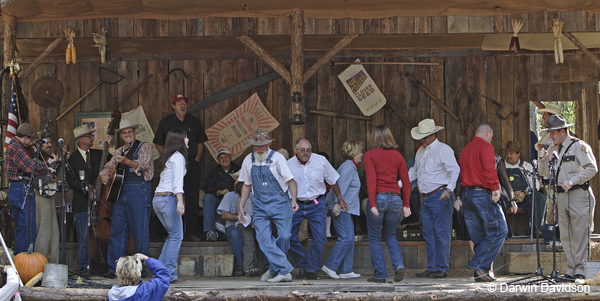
[503,141,546,229]
[217,181,262,277]
[0,266,21,301]
[108,254,170,301]
[203,148,241,242]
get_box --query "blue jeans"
[202,193,221,232]
[421,190,453,273]
[324,211,355,274]
[462,188,508,273]
[519,192,547,229]
[289,199,327,273]
[227,224,257,271]
[73,212,89,269]
[107,181,151,273]
[366,194,404,280]
[8,181,36,255]
[153,195,182,281]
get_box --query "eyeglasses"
[120,129,134,136]
[298,148,311,153]
[174,102,187,106]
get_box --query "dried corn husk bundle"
[509,17,524,52]
[63,27,76,64]
[92,28,108,63]
[552,19,564,64]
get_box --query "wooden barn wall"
[9,11,600,226]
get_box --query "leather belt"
[556,182,589,193]
[464,186,491,194]
[376,192,399,196]
[422,185,447,197]
[154,192,175,197]
[298,195,324,204]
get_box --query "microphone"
[549,151,560,165]
[41,139,49,144]
[532,159,538,169]
[39,179,43,191]
[79,170,87,192]
[58,138,64,145]
[544,140,552,150]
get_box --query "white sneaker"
[267,273,292,283]
[321,266,340,279]
[261,270,275,282]
[339,272,361,279]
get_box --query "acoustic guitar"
[106,141,136,203]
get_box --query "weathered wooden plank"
[169,19,187,36]
[348,18,365,35]
[493,15,508,33]
[382,57,407,156]
[34,64,56,134]
[79,62,101,113]
[15,22,34,39]
[486,56,503,151]
[99,63,119,110]
[33,21,51,38]
[363,19,381,35]
[117,60,139,112]
[239,18,256,36]
[167,60,185,104]
[447,16,469,33]
[381,17,397,34]
[467,56,487,146]
[560,11,583,32]
[56,61,80,142]
[50,20,67,38]
[468,16,492,33]
[431,16,447,34]
[529,55,544,84]
[144,60,168,131]
[500,56,514,150]
[583,11,597,32]
[330,58,348,168]
[429,57,445,143]
[221,17,237,36]
[316,58,333,157]
[187,18,204,37]
[118,18,134,37]
[415,17,430,34]
[332,18,348,35]
[443,57,466,151]
[304,59,319,148]
[257,17,273,35]
[513,56,530,162]
[183,60,204,110]
[527,11,545,33]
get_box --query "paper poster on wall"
[122,105,160,160]
[205,93,279,161]
[338,59,386,116]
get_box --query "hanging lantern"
[289,92,305,124]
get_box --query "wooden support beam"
[303,34,358,84]
[290,8,305,149]
[236,35,291,84]
[19,37,64,79]
[531,100,545,109]
[332,61,438,66]
[310,109,371,121]
[387,102,412,127]
[562,32,600,69]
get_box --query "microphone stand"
[22,138,45,254]
[547,156,564,282]
[507,159,554,285]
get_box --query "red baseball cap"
[172,93,189,103]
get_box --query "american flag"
[4,73,20,148]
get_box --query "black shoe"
[474,269,495,282]
[430,271,447,278]
[367,277,386,283]
[573,274,585,279]
[244,268,261,277]
[306,271,319,280]
[394,268,405,282]
[415,270,433,278]
[296,269,306,279]
[103,272,117,279]
[233,269,244,277]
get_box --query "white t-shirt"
[238,148,294,193]
[155,151,187,194]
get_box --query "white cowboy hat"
[538,103,561,116]
[411,119,444,140]
[72,124,92,140]
[116,119,139,133]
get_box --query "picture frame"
[74,111,117,150]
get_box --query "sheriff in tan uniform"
[538,115,598,279]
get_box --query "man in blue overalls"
[238,129,298,283]
[100,119,154,279]
[503,141,546,231]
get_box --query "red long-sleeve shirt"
[459,136,500,191]
[363,147,411,208]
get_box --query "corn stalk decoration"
[63,27,76,64]
[552,19,564,64]
[509,17,524,52]
[92,28,108,63]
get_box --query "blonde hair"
[341,141,364,160]
[115,256,142,286]
[371,125,398,149]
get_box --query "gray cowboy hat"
[247,129,274,146]
[543,115,573,131]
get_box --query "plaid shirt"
[5,137,50,181]
[100,140,154,181]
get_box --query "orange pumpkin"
[13,251,48,284]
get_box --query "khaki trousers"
[35,193,60,263]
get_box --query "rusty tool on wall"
[115,74,154,109]
[164,68,199,84]
[57,67,125,121]
[481,95,519,120]
[404,73,459,121]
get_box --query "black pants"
[184,159,201,237]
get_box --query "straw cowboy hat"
[538,103,561,116]
[543,115,573,131]
[411,119,444,140]
[502,141,521,153]
[247,129,274,146]
[116,119,139,133]
[72,124,92,140]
